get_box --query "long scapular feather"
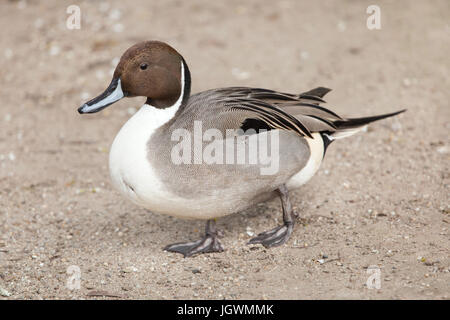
[300,87,332,98]
[231,105,313,138]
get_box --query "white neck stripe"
[135,60,185,134]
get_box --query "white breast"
[109,60,182,211]
[107,72,223,219]
[109,104,177,206]
[108,61,205,218]
[109,104,234,219]
[287,132,324,189]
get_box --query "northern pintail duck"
[78,41,405,257]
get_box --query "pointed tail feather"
[330,109,406,140]
[334,109,406,129]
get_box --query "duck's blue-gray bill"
[78,78,124,114]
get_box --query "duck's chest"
[108,105,180,210]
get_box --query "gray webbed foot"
[248,221,294,248]
[164,220,224,257]
[248,184,297,248]
[164,235,223,257]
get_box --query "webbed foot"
[248,184,297,248]
[164,220,224,257]
[248,220,294,248]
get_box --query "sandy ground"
[0,0,449,300]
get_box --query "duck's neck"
[141,59,191,130]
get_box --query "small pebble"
[0,287,11,297]
[99,2,110,12]
[337,21,346,32]
[231,68,250,80]
[417,256,426,263]
[109,9,122,20]
[17,0,27,9]
[95,70,105,80]
[402,78,411,87]
[300,51,309,60]
[80,92,90,100]
[4,49,13,60]
[34,18,44,29]
[111,57,120,66]
[49,45,60,56]
[113,23,124,33]
[122,266,138,273]
[437,146,449,154]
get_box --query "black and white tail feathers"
[300,87,406,140]
[329,109,406,140]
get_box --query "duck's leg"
[164,219,224,257]
[248,184,296,248]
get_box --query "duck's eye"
[140,63,148,70]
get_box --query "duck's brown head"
[78,41,190,113]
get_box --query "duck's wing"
[182,87,331,137]
[183,86,404,140]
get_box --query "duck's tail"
[328,109,406,140]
